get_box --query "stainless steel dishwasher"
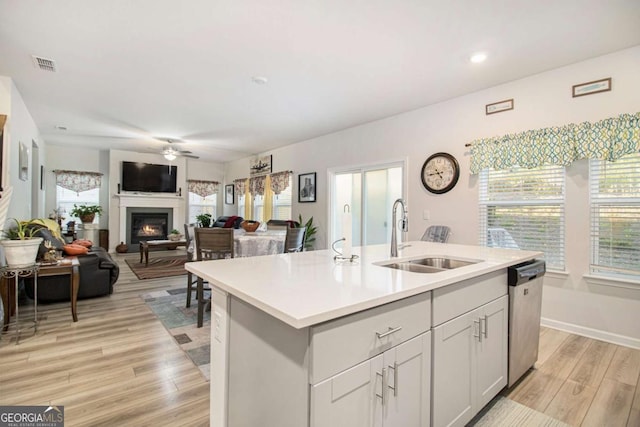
[508,259,546,387]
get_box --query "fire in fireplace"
[130,213,169,245]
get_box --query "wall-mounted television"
[121,161,177,193]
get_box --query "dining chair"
[184,223,205,309]
[487,227,519,249]
[193,228,235,327]
[266,219,289,231]
[421,225,451,243]
[284,227,306,253]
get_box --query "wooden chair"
[193,228,234,327]
[284,227,306,253]
[184,223,204,309]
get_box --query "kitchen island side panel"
[227,296,310,427]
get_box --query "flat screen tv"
[121,161,177,193]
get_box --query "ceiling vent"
[32,55,57,72]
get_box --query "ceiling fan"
[158,138,199,160]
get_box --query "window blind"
[590,153,640,278]
[479,165,565,270]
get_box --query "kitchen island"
[186,241,542,427]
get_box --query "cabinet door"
[311,354,383,427]
[476,295,508,409]
[383,331,431,427]
[432,310,476,427]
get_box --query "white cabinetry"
[432,294,508,427]
[311,332,431,427]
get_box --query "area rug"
[142,288,211,380]
[125,255,188,280]
[469,396,570,427]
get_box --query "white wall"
[0,77,44,226]
[224,46,640,346]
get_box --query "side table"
[0,264,39,343]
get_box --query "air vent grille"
[32,55,56,72]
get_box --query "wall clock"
[421,152,460,194]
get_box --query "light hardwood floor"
[1,251,639,426]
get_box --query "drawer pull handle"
[376,326,403,339]
[473,319,482,342]
[482,315,488,339]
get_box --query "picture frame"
[485,99,514,115]
[19,141,28,181]
[225,184,234,204]
[298,172,316,203]
[572,77,611,97]
[250,154,272,177]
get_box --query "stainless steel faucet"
[391,198,408,257]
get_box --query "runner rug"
[125,255,188,280]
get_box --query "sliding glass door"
[331,162,404,247]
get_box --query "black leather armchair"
[25,247,119,302]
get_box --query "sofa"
[23,219,119,302]
[212,215,244,228]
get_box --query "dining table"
[233,229,286,257]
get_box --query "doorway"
[330,162,404,247]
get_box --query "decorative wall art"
[572,77,611,97]
[485,99,514,115]
[225,184,234,204]
[298,172,316,203]
[250,155,272,177]
[19,141,28,181]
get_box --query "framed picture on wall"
[19,141,28,181]
[225,184,234,204]
[298,172,316,203]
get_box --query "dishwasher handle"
[508,259,546,286]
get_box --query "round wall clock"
[421,152,460,194]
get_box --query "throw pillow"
[63,244,89,255]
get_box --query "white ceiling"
[1,0,639,162]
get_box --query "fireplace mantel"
[115,193,185,245]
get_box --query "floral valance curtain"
[234,178,247,196]
[187,179,219,197]
[53,170,103,194]
[469,112,640,174]
[249,175,266,197]
[270,170,292,195]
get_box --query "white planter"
[0,238,43,268]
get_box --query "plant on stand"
[0,219,44,267]
[70,204,103,224]
[196,213,212,228]
[168,228,182,241]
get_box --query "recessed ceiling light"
[470,52,488,64]
[251,76,268,85]
[55,125,67,130]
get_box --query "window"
[479,165,565,270]
[253,194,265,222]
[188,192,217,225]
[56,186,100,224]
[271,176,292,220]
[590,152,640,279]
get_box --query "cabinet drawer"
[432,269,506,327]
[310,292,431,384]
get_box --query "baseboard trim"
[541,317,640,350]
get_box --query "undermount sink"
[380,257,481,273]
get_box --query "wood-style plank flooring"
[1,250,639,426]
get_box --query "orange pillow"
[73,239,93,248]
[63,244,89,255]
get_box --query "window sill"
[583,274,640,290]
[545,269,569,280]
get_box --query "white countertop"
[186,241,541,329]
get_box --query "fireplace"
[131,213,168,244]
[126,207,174,247]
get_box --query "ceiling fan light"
[164,152,177,161]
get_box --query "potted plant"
[70,204,103,224]
[297,214,317,251]
[196,213,212,228]
[168,228,182,241]
[0,219,44,267]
